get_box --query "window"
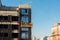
[22,16,28,23]
[4,16,8,21]
[21,28,29,31]
[12,33,18,38]
[3,25,8,29]
[0,24,4,29]
[21,32,28,39]
[12,25,18,30]
[12,16,18,21]
[21,9,28,14]
[0,33,4,37]
[4,33,8,37]
[0,16,3,21]
[0,16,8,21]
[0,24,8,29]
[0,33,8,37]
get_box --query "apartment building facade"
[0,0,32,40]
[47,23,60,40]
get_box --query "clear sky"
[2,0,60,39]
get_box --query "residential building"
[0,0,32,40]
[47,23,60,40]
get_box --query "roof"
[0,4,31,11]
[0,6,18,11]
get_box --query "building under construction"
[0,0,32,40]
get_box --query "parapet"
[19,4,30,8]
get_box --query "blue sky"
[2,0,60,38]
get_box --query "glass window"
[0,24,4,29]
[0,16,3,21]
[0,33,4,37]
[12,25,18,30]
[22,16,28,23]
[21,9,28,14]
[3,25,8,29]
[12,33,18,38]
[0,24,8,29]
[0,16,9,21]
[0,33,8,37]
[21,32,28,39]
[12,16,18,21]
[4,33,8,37]
[4,16,8,21]
[21,28,29,31]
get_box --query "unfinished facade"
[0,0,32,40]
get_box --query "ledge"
[21,22,32,27]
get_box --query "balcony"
[21,22,32,27]
[13,38,18,40]
[0,11,18,16]
[12,30,19,33]
[0,22,19,25]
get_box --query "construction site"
[0,0,32,40]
